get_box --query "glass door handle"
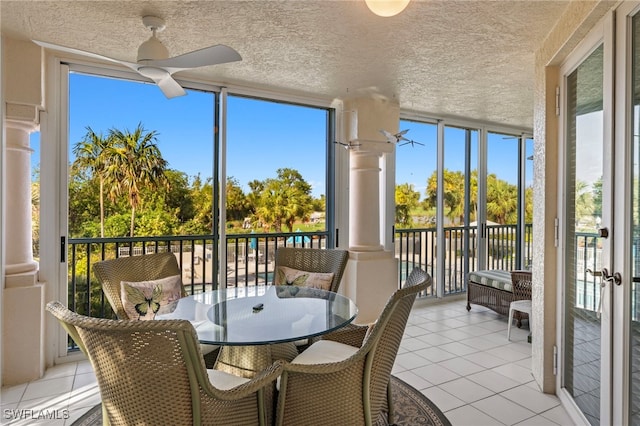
[586,268,603,277]
[587,268,621,285]
[587,268,621,318]
[602,268,622,286]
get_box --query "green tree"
[255,168,313,232]
[135,207,180,236]
[395,183,420,227]
[425,169,477,224]
[592,177,603,221]
[226,177,250,221]
[311,194,325,212]
[486,174,517,224]
[574,179,595,229]
[32,174,40,258]
[524,186,533,223]
[68,165,104,237]
[108,123,169,237]
[72,127,114,237]
[103,213,131,237]
[180,174,213,234]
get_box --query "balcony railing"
[66,224,614,352]
[68,224,537,320]
[395,223,534,297]
[68,231,328,319]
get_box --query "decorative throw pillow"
[274,266,334,291]
[120,274,183,320]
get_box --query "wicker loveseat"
[466,269,532,327]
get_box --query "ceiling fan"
[33,16,242,99]
[380,129,424,147]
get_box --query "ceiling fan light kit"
[137,36,169,62]
[365,0,410,17]
[137,16,168,62]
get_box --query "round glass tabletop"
[156,285,358,345]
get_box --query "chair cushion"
[274,266,334,290]
[277,340,359,390]
[120,274,183,320]
[468,270,513,292]
[510,299,532,313]
[206,368,250,390]
[292,340,359,365]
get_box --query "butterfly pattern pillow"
[120,275,183,320]
[274,266,334,291]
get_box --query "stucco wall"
[532,0,616,393]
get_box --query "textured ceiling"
[1,0,570,129]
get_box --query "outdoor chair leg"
[387,381,395,425]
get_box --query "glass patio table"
[156,285,358,376]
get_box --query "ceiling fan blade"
[153,74,187,99]
[32,40,138,69]
[143,45,242,71]
[35,39,186,99]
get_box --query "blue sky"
[67,73,329,197]
[30,72,532,200]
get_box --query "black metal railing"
[395,223,534,297]
[68,224,539,320]
[573,232,602,312]
[68,231,328,319]
[66,226,612,353]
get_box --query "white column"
[5,121,38,278]
[3,119,45,385]
[349,150,383,251]
[340,98,399,324]
[2,37,46,385]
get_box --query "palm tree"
[108,123,169,237]
[486,175,517,224]
[72,127,113,237]
[254,168,313,232]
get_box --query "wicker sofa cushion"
[120,274,183,320]
[274,266,334,290]
[467,270,513,292]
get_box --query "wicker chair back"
[46,301,282,426]
[93,252,184,319]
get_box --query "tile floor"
[1,296,575,426]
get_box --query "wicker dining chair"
[93,252,186,319]
[46,301,283,426]
[265,247,350,362]
[275,268,431,426]
[93,252,219,366]
[273,247,349,293]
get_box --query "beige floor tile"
[500,384,560,414]
[491,362,535,384]
[0,384,27,404]
[466,369,521,393]
[420,386,467,412]
[412,363,460,385]
[445,404,505,425]
[437,357,486,377]
[472,394,536,425]
[439,377,494,403]
[21,376,74,401]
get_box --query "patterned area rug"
[73,375,450,426]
